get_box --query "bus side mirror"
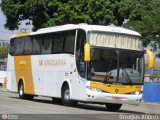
[145,49,155,69]
[84,43,91,62]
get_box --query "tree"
[1,0,160,46]
[0,46,8,58]
[123,0,160,46]
[1,0,50,31]
[0,0,142,30]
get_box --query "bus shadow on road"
[76,103,144,114]
[10,96,144,114]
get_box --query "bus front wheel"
[62,85,77,106]
[105,103,122,111]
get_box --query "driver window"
[76,29,86,78]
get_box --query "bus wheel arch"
[61,81,77,106]
[18,79,34,100]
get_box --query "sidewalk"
[0,85,8,92]
[142,101,160,106]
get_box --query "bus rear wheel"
[62,85,77,106]
[18,81,34,100]
[105,103,122,111]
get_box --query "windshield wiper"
[121,68,132,85]
[116,50,120,82]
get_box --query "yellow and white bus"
[7,24,144,111]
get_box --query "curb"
[142,102,160,106]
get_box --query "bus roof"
[34,24,141,36]
[12,24,141,38]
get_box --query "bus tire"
[18,81,26,99]
[18,81,34,100]
[52,98,62,105]
[62,85,77,106]
[105,103,122,111]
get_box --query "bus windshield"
[89,48,144,85]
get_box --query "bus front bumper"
[85,89,142,105]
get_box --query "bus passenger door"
[71,29,87,100]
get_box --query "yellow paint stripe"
[90,81,142,94]
[13,32,30,38]
[14,56,35,95]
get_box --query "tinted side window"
[42,34,52,54]
[51,30,76,54]
[32,36,42,54]
[23,37,32,55]
[9,37,32,56]
[14,38,24,55]
[9,39,16,56]
[9,30,76,56]
[76,29,86,57]
[52,33,64,53]
[64,30,76,54]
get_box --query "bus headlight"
[130,91,142,95]
[86,86,102,92]
[135,91,140,95]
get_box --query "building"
[0,39,9,71]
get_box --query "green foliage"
[1,0,160,46]
[0,0,138,30]
[0,46,8,58]
[145,62,149,70]
[45,0,114,26]
[123,0,160,46]
[1,0,50,30]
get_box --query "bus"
[7,24,144,111]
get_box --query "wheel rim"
[64,89,70,100]
[19,84,23,96]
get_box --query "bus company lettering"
[39,59,66,66]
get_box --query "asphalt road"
[0,87,160,120]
